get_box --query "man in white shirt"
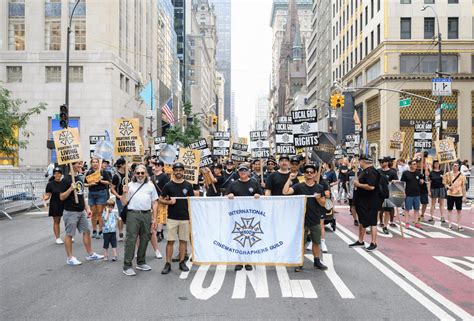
[122,164,159,276]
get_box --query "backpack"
[377,169,390,199]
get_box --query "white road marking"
[232,265,269,299]
[305,254,354,299]
[179,256,193,279]
[387,225,412,238]
[464,256,474,263]
[395,224,426,238]
[299,280,318,298]
[190,264,226,300]
[376,226,393,238]
[337,224,472,320]
[275,266,318,298]
[24,211,48,215]
[420,221,469,238]
[411,228,453,239]
[275,266,292,297]
[433,256,474,280]
[289,280,303,298]
[430,215,474,231]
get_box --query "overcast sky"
[231,0,273,138]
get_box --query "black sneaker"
[235,265,243,271]
[366,243,377,251]
[354,220,359,226]
[349,241,365,247]
[382,227,389,235]
[161,263,171,274]
[331,220,336,231]
[245,264,253,271]
[313,258,328,270]
[179,261,189,272]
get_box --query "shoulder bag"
[120,182,145,223]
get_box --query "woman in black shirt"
[428,160,446,223]
[43,167,65,244]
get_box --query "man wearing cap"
[121,164,159,276]
[349,155,381,251]
[222,160,238,191]
[378,157,398,234]
[160,162,196,274]
[111,158,130,241]
[226,163,262,271]
[149,159,170,257]
[265,157,277,176]
[265,154,293,196]
[251,159,267,189]
[289,156,304,184]
[283,163,328,271]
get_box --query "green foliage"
[165,102,202,146]
[0,86,46,156]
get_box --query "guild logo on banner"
[182,151,196,166]
[232,217,264,247]
[118,121,134,136]
[282,133,291,143]
[300,122,311,133]
[59,131,74,145]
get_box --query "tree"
[0,86,46,156]
[165,101,202,146]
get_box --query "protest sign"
[178,148,201,184]
[231,143,249,162]
[249,131,270,158]
[412,120,433,150]
[89,135,105,158]
[188,139,213,168]
[291,109,319,147]
[275,117,295,155]
[435,139,457,164]
[334,145,344,160]
[212,131,230,156]
[389,131,405,150]
[53,127,83,165]
[85,170,101,184]
[114,118,142,156]
[389,181,406,208]
[154,137,166,154]
[190,196,305,265]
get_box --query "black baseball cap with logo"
[172,162,185,170]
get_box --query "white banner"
[190,196,305,266]
[249,140,270,149]
[291,122,319,135]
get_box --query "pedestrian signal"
[59,104,68,128]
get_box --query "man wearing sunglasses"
[283,163,328,271]
[121,164,159,276]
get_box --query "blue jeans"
[405,196,421,211]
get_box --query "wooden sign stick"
[69,163,79,204]
[260,157,264,186]
[395,207,405,238]
[123,157,129,202]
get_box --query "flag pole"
[149,73,153,155]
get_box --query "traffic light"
[330,95,337,108]
[59,104,68,129]
[335,94,344,108]
[212,115,218,126]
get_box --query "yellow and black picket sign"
[435,139,457,164]
[178,148,201,184]
[389,131,405,150]
[113,118,142,157]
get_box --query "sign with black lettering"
[435,139,457,164]
[249,131,270,158]
[53,127,83,165]
[230,143,249,162]
[291,109,319,147]
[114,118,142,156]
[188,139,213,168]
[178,148,201,184]
[411,120,433,150]
[275,117,295,155]
[212,131,230,156]
[334,145,344,160]
[345,134,360,156]
[154,136,166,153]
[89,135,106,158]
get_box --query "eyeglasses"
[305,171,315,174]
[135,172,146,175]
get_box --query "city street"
[1,206,472,321]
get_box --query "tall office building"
[255,95,270,131]
[209,0,231,127]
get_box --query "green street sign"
[440,103,456,110]
[399,98,411,108]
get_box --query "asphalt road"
[0,209,471,321]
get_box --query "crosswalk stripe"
[299,280,318,298]
[275,266,293,297]
[423,221,471,238]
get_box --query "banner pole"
[69,163,79,204]
[123,157,129,202]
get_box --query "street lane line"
[179,256,193,279]
[305,254,354,299]
[275,266,292,297]
[299,280,318,298]
[394,224,426,238]
[337,224,471,320]
[420,221,470,238]
[190,264,226,300]
[232,265,269,299]
[387,225,413,238]
[290,280,303,298]
[410,228,453,239]
[464,256,474,263]
[430,215,474,231]
[433,256,474,280]
[24,211,48,215]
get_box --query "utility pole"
[65,0,81,123]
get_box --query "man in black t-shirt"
[206,164,225,196]
[150,160,170,251]
[251,159,267,189]
[378,157,399,234]
[283,163,328,272]
[226,164,262,272]
[111,158,130,240]
[160,162,196,274]
[222,159,239,191]
[401,160,424,229]
[59,161,104,266]
[350,155,381,251]
[265,154,292,196]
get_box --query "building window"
[46,66,61,83]
[360,42,363,60]
[45,20,61,50]
[448,18,458,39]
[400,54,458,74]
[69,66,83,82]
[7,66,22,82]
[125,77,130,93]
[400,18,411,39]
[448,0,458,3]
[366,60,380,83]
[371,0,374,18]
[8,19,25,50]
[120,73,125,90]
[360,13,363,30]
[371,31,374,50]
[365,7,368,25]
[424,0,434,3]
[400,0,411,3]
[377,0,380,11]
[365,37,368,56]
[72,19,86,50]
[355,48,358,64]
[424,18,435,39]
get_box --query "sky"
[231,0,273,138]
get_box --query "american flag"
[162,97,175,124]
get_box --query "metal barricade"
[467,176,474,200]
[0,182,43,220]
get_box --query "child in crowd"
[102,199,119,261]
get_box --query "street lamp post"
[421,5,443,140]
[65,0,81,120]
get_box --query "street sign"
[399,98,411,108]
[440,103,456,110]
[432,78,452,96]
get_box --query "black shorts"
[356,201,382,228]
[420,193,429,205]
[348,198,354,206]
[103,232,117,249]
[447,196,462,211]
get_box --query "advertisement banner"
[190,196,305,265]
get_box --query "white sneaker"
[155,250,163,259]
[66,257,82,266]
[86,252,104,261]
[55,238,64,245]
[321,239,328,253]
[306,241,313,250]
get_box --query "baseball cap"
[290,156,300,163]
[303,163,317,172]
[172,162,185,170]
[154,160,165,167]
[225,159,234,165]
[52,167,62,174]
[279,154,290,161]
[237,164,249,171]
[359,154,373,162]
